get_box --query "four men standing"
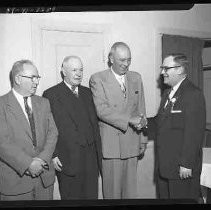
[0,44,206,202]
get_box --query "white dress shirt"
[12,88,32,122]
[111,67,126,92]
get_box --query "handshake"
[129,114,148,131]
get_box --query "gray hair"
[107,42,130,67]
[10,59,36,87]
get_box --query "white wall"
[1,4,211,117]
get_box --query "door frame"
[31,17,111,95]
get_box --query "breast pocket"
[171,112,184,129]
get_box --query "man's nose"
[123,60,130,66]
[76,71,82,77]
[161,68,166,75]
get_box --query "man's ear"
[109,55,114,64]
[62,68,66,77]
[14,75,21,85]
[177,66,184,75]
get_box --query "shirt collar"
[12,88,31,101]
[12,88,32,108]
[64,80,78,92]
[172,77,186,93]
[110,67,125,82]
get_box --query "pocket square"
[135,91,139,94]
[171,110,182,113]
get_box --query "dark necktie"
[23,97,37,147]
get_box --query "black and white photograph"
[0,1,210,207]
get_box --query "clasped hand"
[129,114,148,130]
[26,157,48,178]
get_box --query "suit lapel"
[6,91,33,140]
[57,82,80,128]
[107,70,127,102]
[125,72,136,106]
[157,78,188,124]
[157,89,171,115]
[79,86,95,126]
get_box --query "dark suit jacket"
[148,78,206,179]
[43,82,102,176]
[0,91,58,195]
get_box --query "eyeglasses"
[160,65,181,73]
[20,75,41,82]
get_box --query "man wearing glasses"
[147,53,206,202]
[0,60,58,200]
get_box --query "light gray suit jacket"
[0,91,58,195]
[90,69,147,159]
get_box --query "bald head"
[61,56,83,86]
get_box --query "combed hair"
[107,42,130,68]
[61,55,81,69]
[167,53,189,73]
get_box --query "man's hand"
[28,158,45,178]
[179,166,192,179]
[138,143,147,160]
[135,114,148,130]
[53,157,63,171]
[140,143,147,154]
[33,157,49,170]
[129,114,147,130]
[129,116,142,127]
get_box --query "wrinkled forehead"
[22,63,38,75]
[163,56,176,66]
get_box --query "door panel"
[39,30,105,94]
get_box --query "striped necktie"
[23,97,37,147]
[120,77,126,98]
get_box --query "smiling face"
[161,56,183,87]
[62,57,83,87]
[110,44,131,75]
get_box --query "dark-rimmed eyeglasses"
[20,75,41,82]
[160,65,181,73]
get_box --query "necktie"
[120,77,126,98]
[164,88,173,109]
[71,86,78,97]
[23,97,37,147]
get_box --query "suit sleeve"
[179,90,206,169]
[37,99,58,165]
[137,74,148,144]
[88,91,103,173]
[146,117,157,140]
[0,100,33,176]
[89,74,130,131]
